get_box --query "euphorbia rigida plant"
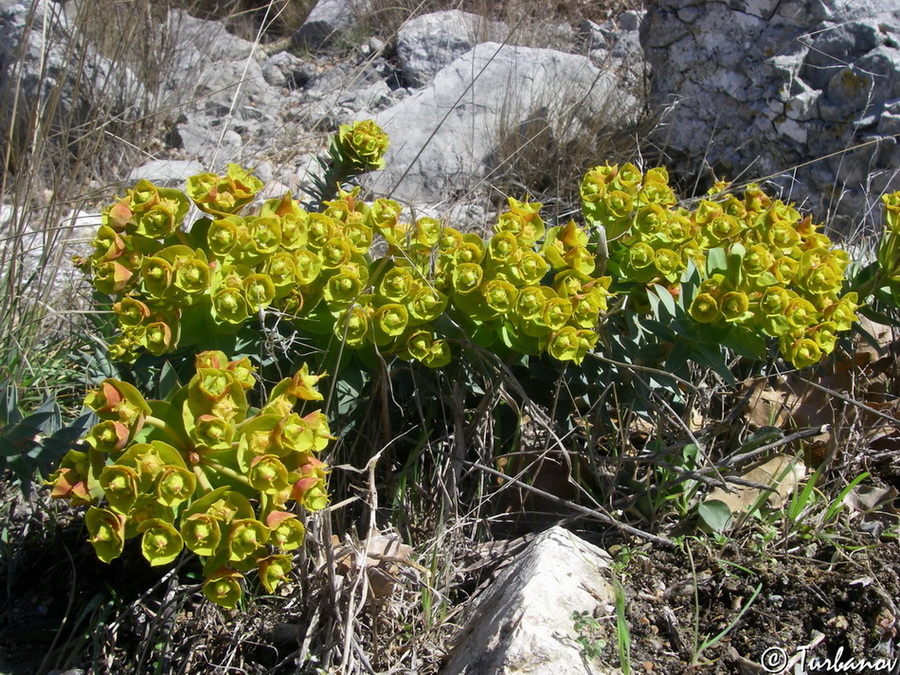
[47,352,333,608]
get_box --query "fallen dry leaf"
[742,317,900,461]
[704,454,806,522]
[334,532,417,600]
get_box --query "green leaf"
[648,284,677,321]
[698,499,732,533]
[720,328,767,360]
[641,319,678,342]
[691,343,736,385]
[788,470,820,523]
[825,472,870,524]
[680,258,701,286]
[706,248,728,276]
[0,380,20,426]
[158,360,180,401]
[0,421,45,453]
[31,398,62,435]
[665,338,692,375]
[670,318,731,345]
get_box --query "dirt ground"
[618,533,900,674]
[2,468,898,674]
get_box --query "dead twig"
[713,425,829,470]
[441,449,676,548]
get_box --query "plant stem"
[193,464,214,494]
[144,415,188,452]
[200,457,252,487]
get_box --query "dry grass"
[361,0,641,42]
[0,0,168,387]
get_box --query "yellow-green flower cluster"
[76,163,265,361]
[84,163,611,367]
[331,119,390,172]
[876,191,900,298]
[46,352,333,608]
[428,198,612,363]
[581,164,859,368]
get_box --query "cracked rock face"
[641,0,900,232]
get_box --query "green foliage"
[571,610,606,661]
[46,351,332,607]
[78,161,612,370]
[78,127,879,376]
[0,380,95,495]
[870,193,900,309]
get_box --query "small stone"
[774,117,808,144]
[618,10,644,32]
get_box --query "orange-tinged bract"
[84,152,611,367]
[79,121,875,371]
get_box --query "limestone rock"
[363,42,640,205]
[396,10,509,88]
[0,0,146,156]
[157,10,312,168]
[166,118,244,165]
[293,0,362,50]
[441,526,620,675]
[163,9,257,64]
[298,58,397,128]
[127,160,204,186]
[262,51,315,89]
[584,11,646,85]
[641,0,900,231]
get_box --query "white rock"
[774,117,808,144]
[128,160,204,186]
[396,10,508,88]
[441,527,620,675]
[784,84,821,121]
[363,43,638,205]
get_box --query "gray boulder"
[163,9,257,65]
[396,10,508,88]
[161,11,267,113]
[297,58,396,128]
[582,11,647,87]
[262,51,315,89]
[293,0,362,50]
[127,160,204,186]
[363,42,640,205]
[159,10,303,168]
[167,117,244,166]
[641,0,900,231]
